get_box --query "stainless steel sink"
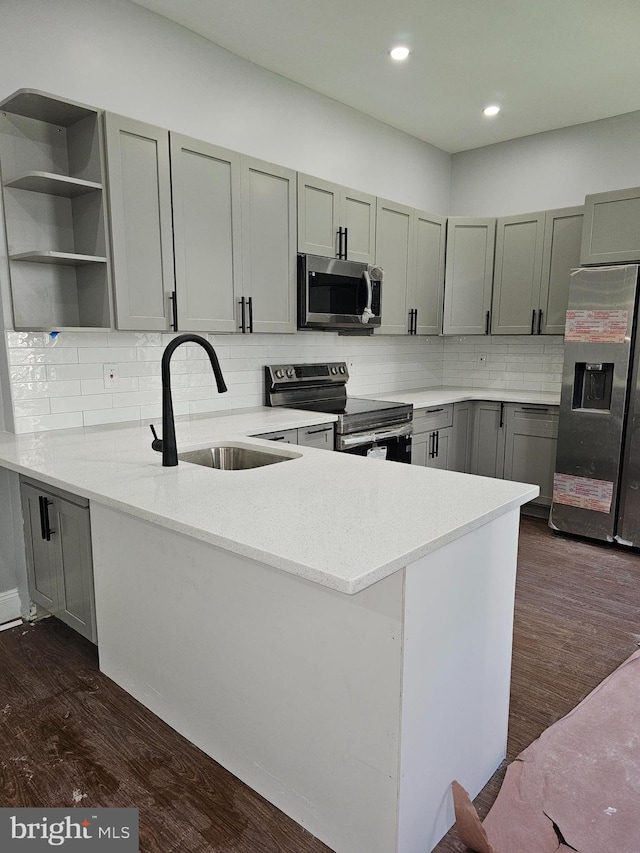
[177,443,300,470]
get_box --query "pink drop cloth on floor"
[452,648,640,853]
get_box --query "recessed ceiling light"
[483,105,501,117]
[390,46,410,61]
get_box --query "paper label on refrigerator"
[564,309,628,343]
[553,473,614,513]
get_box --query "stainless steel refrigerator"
[550,263,640,545]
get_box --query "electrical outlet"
[103,363,119,389]
[477,352,487,366]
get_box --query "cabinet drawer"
[255,429,298,444]
[508,404,559,436]
[297,423,334,450]
[413,404,453,434]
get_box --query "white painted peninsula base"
[91,505,520,853]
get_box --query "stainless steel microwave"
[298,254,382,331]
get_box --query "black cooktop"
[292,396,407,417]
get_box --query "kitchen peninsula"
[0,407,537,853]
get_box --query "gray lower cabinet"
[451,401,472,472]
[468,402,506,479]
[502,404,559,507]
[581,186,640,265]
[104,114,174,331]
[412,405,454,469]
[256,423,334,449]
[20,478,96,644]
[443,217,496,335]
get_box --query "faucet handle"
[149,424,163,453]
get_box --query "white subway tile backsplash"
[51,394,113,414]
[13,399,51,417]
[49,332,109,348]
[80,377,139,395]
[10,365,47,382]
[78,347,138,363]
[12,380,82,400]
[10,348,79,365]
[6,328,563,433]
[6,332,47,348]
[83,406,141,427]
[46,363,104,381]
[14,412,84,433]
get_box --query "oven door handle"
[337,422,413,449]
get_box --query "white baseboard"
[0,588,21,626]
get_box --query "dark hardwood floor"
[1,516,639,852]
[434,516,640,852]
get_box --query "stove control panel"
[266,362,349,386]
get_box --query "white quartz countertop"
[370,385,561,408]
[0,404,538,595]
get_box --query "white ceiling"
[131,0,640,153]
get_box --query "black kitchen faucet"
[150,334,228,466]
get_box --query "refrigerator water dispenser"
[572,362,614,410]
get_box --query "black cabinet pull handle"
[413,308,418,334]
[271,435,286,441]
[485,310,491,335]
[531,309,536,334]
[247,296,254,333]
[499,402,505,428]
[39,495,54,541]
[426,407,444,414]
[408,309,413,334]
[169,292,178,331]
[522,406,550,413]
[306,427,331,435]
[337,227,344,259]
[239,297,246,333]
[343,227,348,259]
[428,431,435,458]
[435,430,439,457]
[537,309,543,334]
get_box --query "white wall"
[451,111,640,217]
[0,0,451,213]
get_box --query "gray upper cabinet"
[170,134,241,333]
[297,174,376,263]
[104,114,174,331]
[443,217,495,335]
[581,186,640,265]
[492,207,582,336]
[376,201,446,336]
[240,157,296,334]
[539,206,583,334]
[491,212,545,335]
[412,210,446,335]
[375,198,413,335]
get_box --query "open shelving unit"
[0,89,113,330]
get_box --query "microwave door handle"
[360,271,373,324]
